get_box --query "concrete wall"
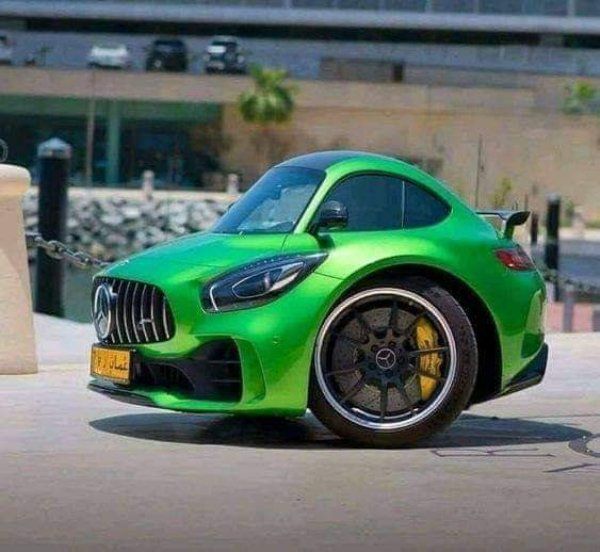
[221,104,600,218]
[2,66,600,218]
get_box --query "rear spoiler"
[477,210,530,239]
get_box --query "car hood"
[102,232,288,282]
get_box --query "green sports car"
[89,151,547,446]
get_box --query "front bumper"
[88,270,343,416]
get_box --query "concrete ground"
[1,317,599,551]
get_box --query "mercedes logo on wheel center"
[375,347,397,370]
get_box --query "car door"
[283,172,451,280]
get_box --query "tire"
[309,276,477,447]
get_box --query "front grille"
[93,277,175,345]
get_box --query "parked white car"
[87,43,132,70]
[0,33,13,66]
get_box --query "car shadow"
[89,411,591,450]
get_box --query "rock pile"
[23,191,229,262]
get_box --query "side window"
[324,174,404,231]
[403,181,449,228]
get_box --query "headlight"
[202,253,327,312]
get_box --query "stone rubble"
[22,190,229,262]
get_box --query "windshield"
[213,166,324,235]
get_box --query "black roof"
[277,150,393,171]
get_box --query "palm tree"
[238,65,297,170]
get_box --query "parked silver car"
[203,36,246,75]
[0,33,13,66]
[87,43,132,70]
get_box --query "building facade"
[1,67,600,218]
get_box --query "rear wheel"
[309,277,477,447]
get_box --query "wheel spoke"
[353,310,372,336]
[407,346,448,357]
[388,301,399,332]
[394,379,417,413]
[331,332,365,347]
[339,375,367,404]
[409,367,446,383]
[398,312,426,340]
[325,366,362,378]
[379,385,389,421]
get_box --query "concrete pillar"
[0,165,37,374]
[106,100,121,186]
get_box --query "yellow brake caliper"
[414,318,443,400]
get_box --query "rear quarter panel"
[287,158,545,387]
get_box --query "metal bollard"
[530,212,539,246]
[142,170,154,201]
[544,194,561,301]
[593,306,600,332]
[35,138,72,317]
[562,284,576,333]
[226,173,240,195]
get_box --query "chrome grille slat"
[149,287,160,342]
[139,284,150,343]
[161,295,170,340]
[93,277,175,345]
[123,281,133,344]
[114,279,125,343]
[130,283,141,343]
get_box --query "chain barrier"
[538,265,600,296]
[25,231,110,270]
[22,231,600,294]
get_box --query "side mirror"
[311,200,348,234]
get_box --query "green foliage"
[563,81,598,114]
[561,199,576,227]
[586,218,600,229]
[238,65,296,126]
[491,177,514,209]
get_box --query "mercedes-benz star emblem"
[375,347,397,370]
[93,283,116,340]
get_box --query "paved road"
[1,329,599,551]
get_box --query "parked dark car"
[203,36,246,75]
[146,38,188,72]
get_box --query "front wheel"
[309,277,478,447]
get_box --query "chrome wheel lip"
[314,288,457,431]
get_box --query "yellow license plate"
[90,345,132,384]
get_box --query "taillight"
[495,245,535,271]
